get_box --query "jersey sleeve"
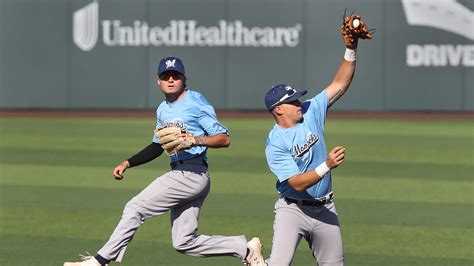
[198,100,228,136]
[152,107,164,143]
[307,90,329,131]
[265,140,301,183]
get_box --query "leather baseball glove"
[154,127,196,155]
[340,10,374,49]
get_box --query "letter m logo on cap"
[165,59,176,68]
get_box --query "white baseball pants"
[96,165,247,262]
[267,198,344,266]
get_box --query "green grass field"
[0,116,473,265]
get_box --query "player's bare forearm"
[325,59,356,107]
[287,171,324,191]
[194,133,230,148]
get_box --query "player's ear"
[274,105,284,115]
[156,77,161,86]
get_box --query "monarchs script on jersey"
[292,133,319,157]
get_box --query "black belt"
[170,156,208,169]
[284,192,334,206]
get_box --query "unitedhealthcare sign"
[73,1,302,51]
[74,0,473,68]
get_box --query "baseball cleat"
[64,253,105,266]
[244,237,265,266]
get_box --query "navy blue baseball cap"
[157,56,185,77]
[264,84,307,110]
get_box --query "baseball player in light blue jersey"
[263,44,361,265]
[64,56,264,266]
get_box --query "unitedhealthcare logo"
[73,1,302,52]
[401,0,474,67]
[73,1,99,51]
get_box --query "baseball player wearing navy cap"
[64,56,264,266]
[263,32,367,264]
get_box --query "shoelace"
[242,250,265,266]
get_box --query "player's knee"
[123,199,139,213]
[122,200,145,222]
[172,243,188,254]
[172,236,197,254]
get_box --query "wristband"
[344,48,357,61]
[315,161,330,177]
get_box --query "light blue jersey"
[265,90,330,199]
[152,90,228,163]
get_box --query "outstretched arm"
[324,57,356,107]
[113,142,164,180]
[324,11,374,107]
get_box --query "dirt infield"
[0,109,473,120]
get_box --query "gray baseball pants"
[97,165,247,262]
[267,198,343,266]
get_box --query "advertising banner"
[1,0,472,111]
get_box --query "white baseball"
[352,19,360,28]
